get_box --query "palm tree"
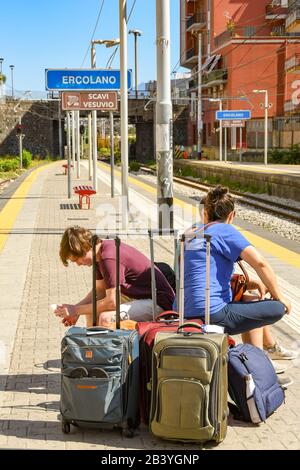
[0,73,6,84]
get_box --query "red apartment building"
[180,0,300,153]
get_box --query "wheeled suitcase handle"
[155,310,179,322]
[176,322,204,333]
[86,327,114,335]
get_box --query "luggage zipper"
[158,344,211,370]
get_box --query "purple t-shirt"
[96,240,175,311]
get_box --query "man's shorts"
[117,297,164,322]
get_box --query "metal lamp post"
[91,38,120,198]
[253,89,269,166]
[156,0,173,230]
[0,58,3,74]
[129,29,142,99]
[209,98,223,161]
[9,64,14,98]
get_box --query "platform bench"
[73,185,96,209]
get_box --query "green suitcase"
[149,234,228,443]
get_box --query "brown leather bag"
[231,261,249,302]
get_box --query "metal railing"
[214,30,234,48]
[284,100,300,112]
[186,47,197,60]
[285,53,300,70]
[286,6,300,29]
[203,69,228,85]
[186,12,206,30]
[266,1,288,16]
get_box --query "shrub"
[129,161,141,172]
[99,147,110,157]
[0,158,19,172]
[22,149,32,168]
[269,145,300,164]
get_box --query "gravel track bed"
[137,172,300,245]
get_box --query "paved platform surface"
[0,161,300,450]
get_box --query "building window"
[244,26,256,37]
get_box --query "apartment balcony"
[185,47,198,65]
[186,12,206,32]
[286,6,300,32]
[202,68,228,87]
[266,1,288,19]
[272,24,288,36]
[285,53,300,72]
[214,30,234,49]
[284,99,300,113]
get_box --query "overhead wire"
[107,0,137,68]
[80,0,106,68]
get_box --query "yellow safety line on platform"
[0,163,53,254]
[98,161,300,269]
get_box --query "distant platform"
[174,160,300,201]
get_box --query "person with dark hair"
[183,186,296,376]
[55,226,175,327]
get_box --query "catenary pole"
[197,32,202,159]
[91,43,98,191]
[120,0,129,228]
[156,0,173,230]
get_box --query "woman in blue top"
[184,185,291,352]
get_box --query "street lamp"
[253,89,268,166]
[9,64,14,98]
[91,38,120,198]
[209,98,223,162]
[0,58,3,74]
[129,29,142,99]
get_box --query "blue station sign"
[216,110,251,121]
[45,69,132,91]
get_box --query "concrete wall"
[0,100,62,157]
[135,121,154,162]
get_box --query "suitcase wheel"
[122,428,135,438]
[62,421,71,434]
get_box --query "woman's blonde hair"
[59,226,93,266]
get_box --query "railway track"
[139,166,300,224]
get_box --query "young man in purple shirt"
[55,226,174,327]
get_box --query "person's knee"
[270,301,286,323]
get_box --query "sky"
[0,0,185,96]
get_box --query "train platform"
[173,160,300,202]
[0,160,300,450]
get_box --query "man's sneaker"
[264,341,298,360]
[277,375,293,390]
[271,360,287,375]
[69,366,89,378]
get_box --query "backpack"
[154,262,176,292]
[228,344,285,423]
